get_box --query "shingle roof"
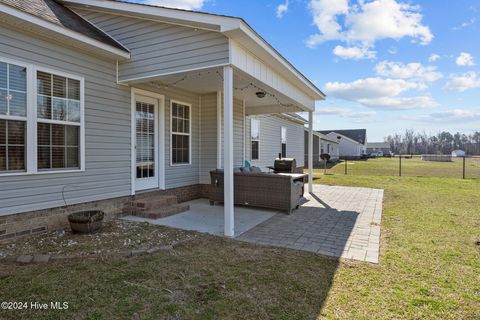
[317,129,367,145]
[0,0,128,52]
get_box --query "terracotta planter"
[67,210,104,234]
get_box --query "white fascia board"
[0,3,130,59]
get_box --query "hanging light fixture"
[255,91,266,98]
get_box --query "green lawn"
[325,157,480,179]
[1,166,479,319]
[313,173,479,319]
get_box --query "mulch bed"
[0,220,201,264]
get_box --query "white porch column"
[223,66,234,237]
[216,90,222,169]
[308,111,313,193]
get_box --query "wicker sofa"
[209,169,304,214]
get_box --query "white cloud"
[333,45,376,60]
[137,0,206,10]
[325,78,421,100]
[306,0,349,47]
[276,0,289,18]
[361,96,438,110]
[428,54,440,62]
[456,52,476,66]
[375,61,443,82]
[443,72,480,92]
[402,109,480,123]
[452,17,476,30]
[317,107,376,118]
[388,46,398,55]
[325,77,436,110]
[306,0,433,54]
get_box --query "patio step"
[133,203,190,220]
[126,195,190,219]
[132,196,178,210]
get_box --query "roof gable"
[317,129,367,145]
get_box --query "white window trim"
[170,99,192,166]
[250,118,260,161]
[0,56,85,176]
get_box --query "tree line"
[384,130,480,155]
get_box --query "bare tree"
[384,130,480,155]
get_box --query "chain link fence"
[323,155,480,179]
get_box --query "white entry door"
[134,94,159,191]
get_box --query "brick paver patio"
[236,184,383,263]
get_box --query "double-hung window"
[0,56,84,176]
[251,118,260,160]
[37,71,81,170]
[0,61,27,172]
[281,126,287,158]
[171,101,191,165]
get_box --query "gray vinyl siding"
[0,25,131,216]
[199,93,217,184]
[72,8,230,81]
[221,98,245,168]
[199,94,245,184]
[245,115,305,170]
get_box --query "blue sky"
[130,0,479,141]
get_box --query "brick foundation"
[0,184,204,243]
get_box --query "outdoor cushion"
[250,166,262,173]
[241,166,252,173]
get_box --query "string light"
[149,70,300,112]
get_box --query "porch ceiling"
[139,67,308,114]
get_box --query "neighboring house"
[304,130,339,166]
[320,133,340,162]
[451,150,465,157]
[318,129,367,159]
[366,142,391,156]
[0,0,324,238]
[246,113,306,171]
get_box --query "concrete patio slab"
[237,184,384,263]
[122,199,278,237]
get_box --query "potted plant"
[67,210,104,234]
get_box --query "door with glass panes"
[134,95,159,191]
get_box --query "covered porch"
[126,62,322,237]
[125,61,322,237]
